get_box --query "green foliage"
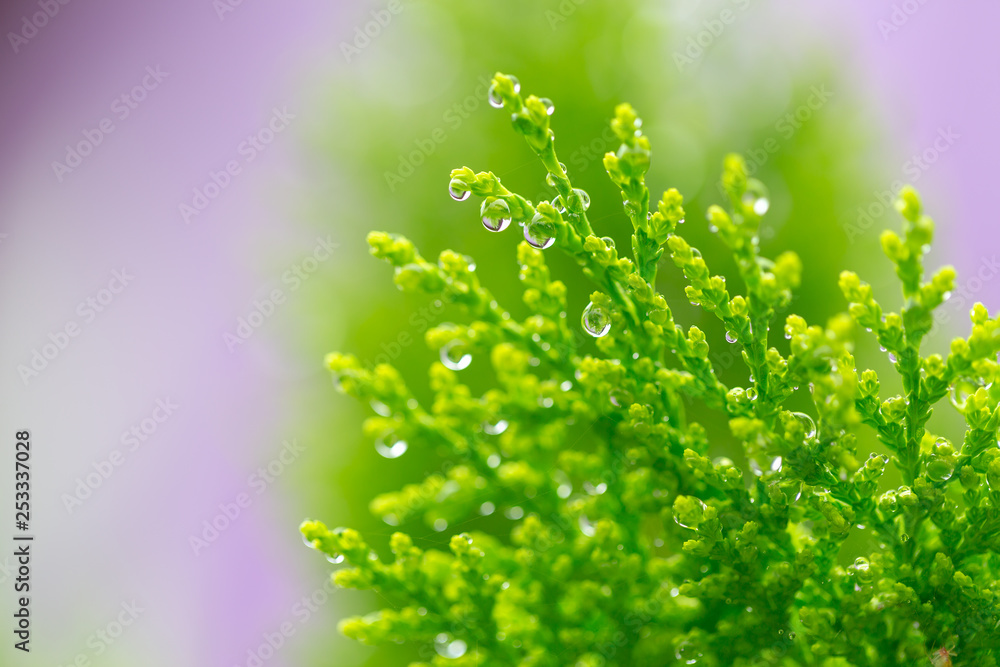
[302,74,1000,666]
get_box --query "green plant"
[301,73,1000,666]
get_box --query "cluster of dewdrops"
[446,77,612,344]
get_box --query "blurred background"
[0,0,994,665]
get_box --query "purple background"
[0,1,993,664]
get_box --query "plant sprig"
[304,73,1000,667]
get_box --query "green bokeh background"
[286,1,898,663]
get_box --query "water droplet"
[784,481,803,503]
[609,388,632,408]
[545,172,558,188]
[302,534,318,549]
[375,433,408,459]
[479,501,495,516]
[557,483,572,498]
[487,84,504,108]
[579,515,596,536]
[601,236,616,250]
[523,214,555,249]
[582,302,611,337]
[433,518,448,532]
[725,331,738,344]
[504,506,524,520]
[483,419,508,435]
[673,498,707,529]
[487,453,501,469]
[370,399,391,417]
[789,412,817,439]
[440,340,472,370]
[742,179,770,215]
[509,75,520,94]
[749,456,782,476]
[448,178,470,201]
[326,553,345,564]
[888,351,897,363]
[481,198,511,232]
[539,97,555,115]
[568,188,591,212]
[950,379,977,411]
[675,640,703,665]
[435,634,468,659]
[927,459,954,483]
[850,557,873,583]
